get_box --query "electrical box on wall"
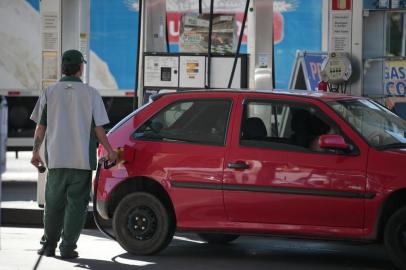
[143,53,248,91]
[320,52,352,84]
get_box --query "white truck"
[0,0,135,152]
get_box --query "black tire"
[113,192,175,255]
[198,233,239,244]
[384,206,406,270]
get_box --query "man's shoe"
[37,246,55,257]
[60,250,79,259]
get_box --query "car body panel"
[223,93,369,229]
[363,148,406,237]
[97,92,238,223]
[95,90,406,241]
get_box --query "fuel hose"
[92,158,117,240]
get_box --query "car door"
[223,94,369,228]
[131,94,235,227]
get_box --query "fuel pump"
[137,0,274,106]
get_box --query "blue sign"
[274,0,322,89]
[303,53,327,91]
[91,0,139,90]
[384,60,406,96]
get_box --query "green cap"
[62,50,87,65]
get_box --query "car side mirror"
[319,134,349,150]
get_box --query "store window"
[386,12,406,57]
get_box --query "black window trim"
[239,98,360,156]
[132,97,233,147]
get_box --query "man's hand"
[94,126,118,165]
[31,124,46,169]
[31,151,44,168]
[107,149,118,164]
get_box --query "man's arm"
[94,126,118,163]
[31,124,47,168]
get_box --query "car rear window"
[133,99,232,146]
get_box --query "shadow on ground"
[73,233,396,270]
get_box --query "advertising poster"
[273,0,322,88]
[384,60,406,96]
[41,12,59,51]
[1,0,321,91]
[167,0,322,88]
[42,51,58,80]
[329,0,352,53]
[304,53,327,90]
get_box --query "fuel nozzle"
[37,165,46,173]
[99,147,125,169]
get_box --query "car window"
[133,99,232,146]
[240,100,343,153]
[329,99,406,149]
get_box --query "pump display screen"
[161,67,172,81]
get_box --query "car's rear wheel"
[198,233,239,244]
[384,206,406,270]
[113,192,174,255]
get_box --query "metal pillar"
[350,0,364,97]
[61,0,90,83]
[248,0,274,90]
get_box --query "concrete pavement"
[0,226,396,270]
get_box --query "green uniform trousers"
[41,168,91,252]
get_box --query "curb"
[1,207,112,229]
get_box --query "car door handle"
[227,161,249,170]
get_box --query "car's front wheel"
[198,233,239,244]
[384,206,406,270]
[113,192,174,255]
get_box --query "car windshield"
[328,99,406,149]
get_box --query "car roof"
[152,88,362,102]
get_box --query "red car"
[96,90,406,269]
